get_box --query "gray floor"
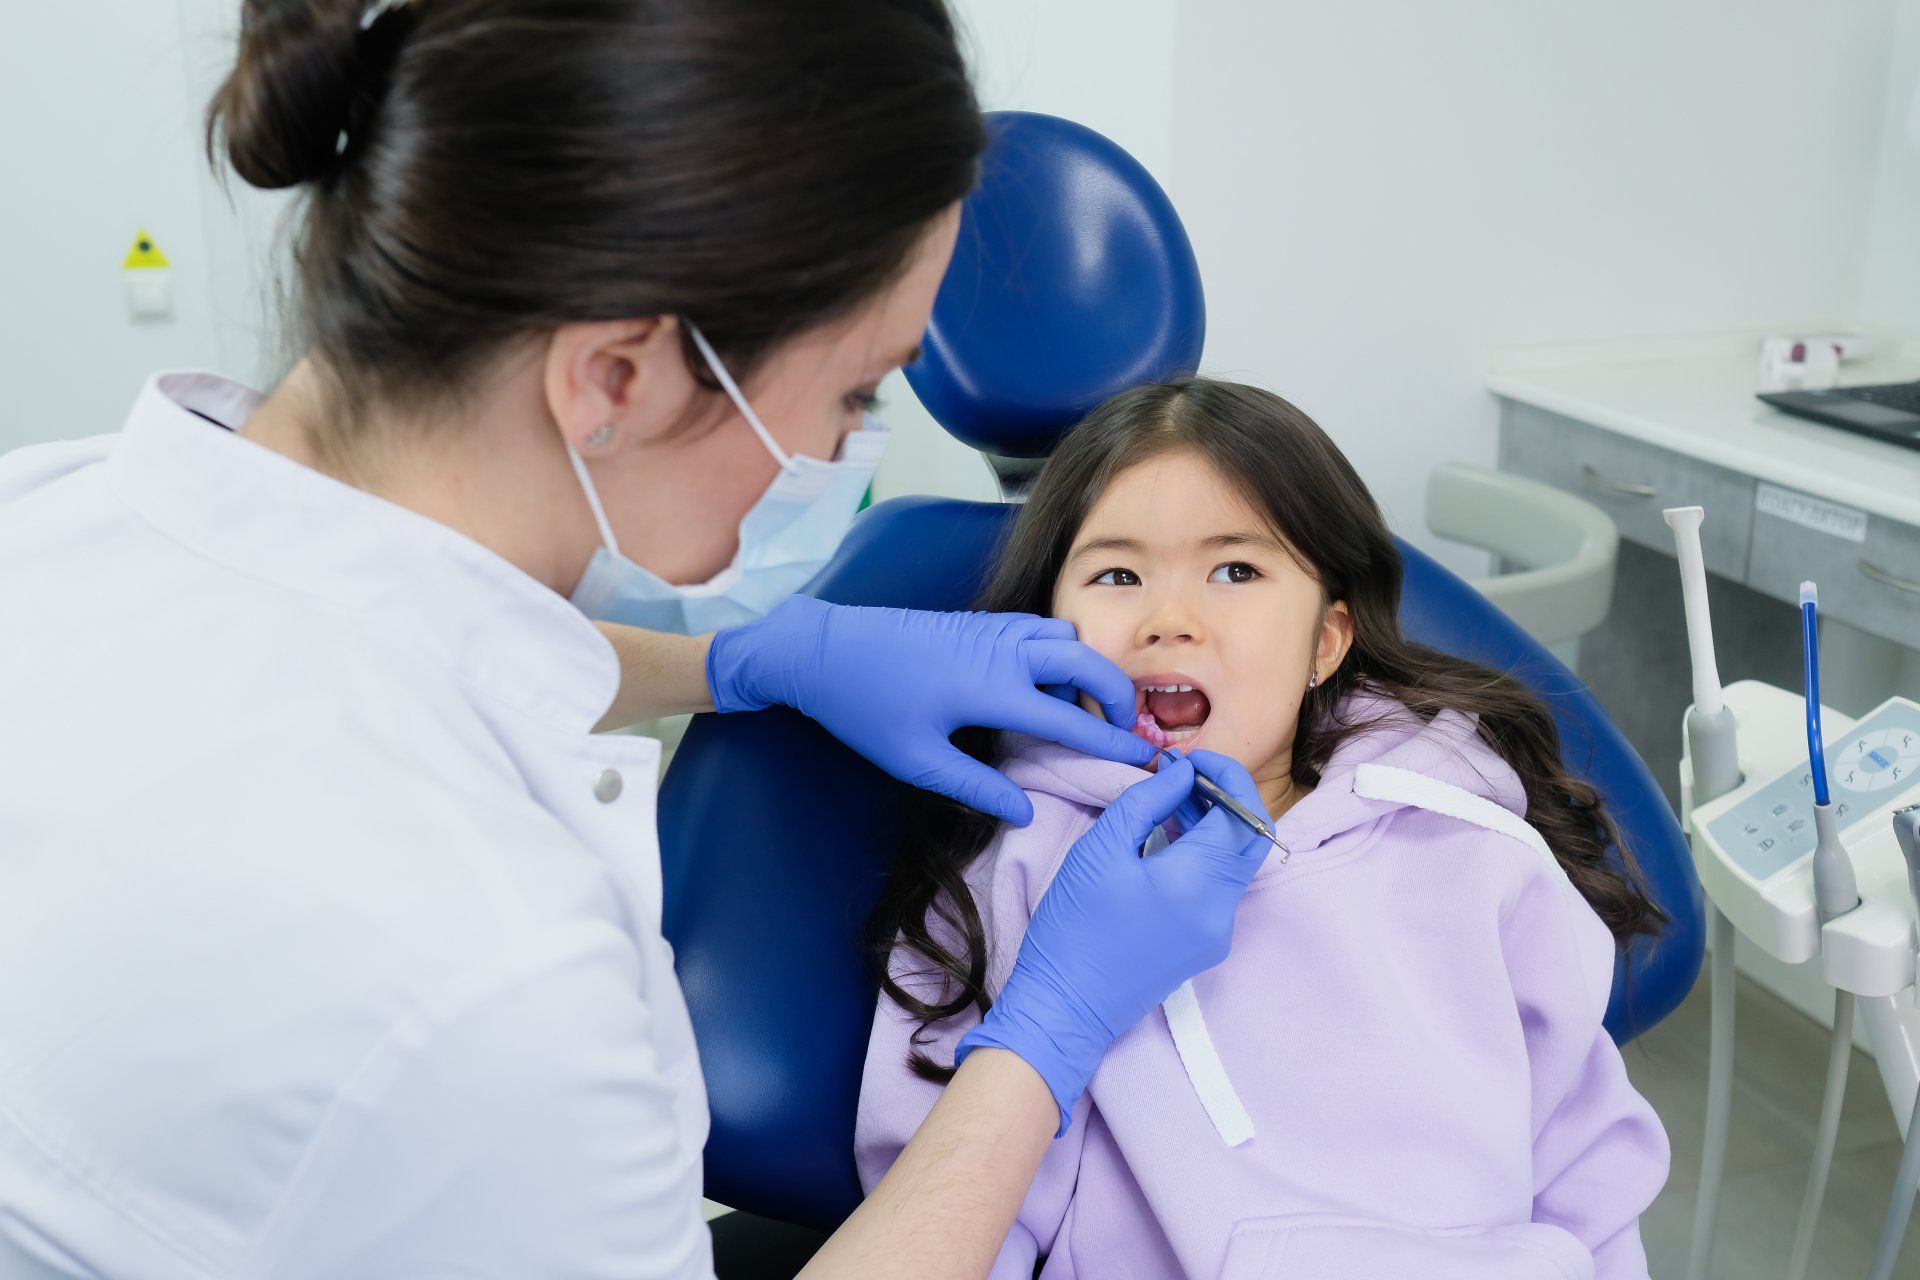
[1627,972,1920,1278]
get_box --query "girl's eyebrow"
[1065,535,1143,563]
[1068,532,1289,562]
[1202,531,1291,554]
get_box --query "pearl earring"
[585,424,614,449]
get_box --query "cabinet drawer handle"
[1859,559,1920,597]
[1580,465,1657,498]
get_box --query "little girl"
[857,378,1671,1279]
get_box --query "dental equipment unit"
[1669,507,1920,1280]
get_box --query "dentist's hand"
[706,595,1154,825]
[956,749,1273,1133]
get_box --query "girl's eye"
[1091,567,1140,587]
[1209,561,1260,584]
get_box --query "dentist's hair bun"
[207,0,407,190]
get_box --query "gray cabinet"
[1748,506,1920,643]
[1499,402,1754,579]
[1498,401,1918,646]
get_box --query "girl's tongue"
[1145,687,1209,727]
[1132,685,1212,749]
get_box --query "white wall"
[0,0,286,454]
[5,0,1917,579]
[1170,0,1899,574]
[876,1,1915,575]
[1860,0,1920,336]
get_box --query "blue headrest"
[906,111,1207,457]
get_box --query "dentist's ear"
[1313,599,1355,685]
[541,316,704,454]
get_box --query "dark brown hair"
[206,0,984,459]
[870,377,1668,1082]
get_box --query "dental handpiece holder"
[1671,502,1920,1280]
[1687,684,1920,1125]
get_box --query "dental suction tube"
[1784,581,1859,1280]
[1896,805,1920,924]
[1666,506,1743,1280]
[1800,582,1858,923]
[1801,583,1830,808]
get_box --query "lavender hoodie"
[856,693,1669,1280]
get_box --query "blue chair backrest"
[660,112,1702,1232]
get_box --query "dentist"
[0,2,1273,1276]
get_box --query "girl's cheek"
[1059,599,1126,652]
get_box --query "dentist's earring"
[585,424,614,450]
[1307,669,1320,690]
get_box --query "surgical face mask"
[566,322,888,635]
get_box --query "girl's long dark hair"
[869,377,1668,1082]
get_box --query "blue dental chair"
[660,112,1704,1266]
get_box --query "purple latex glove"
[957,749,1274,1133]
[706,595,1153,825]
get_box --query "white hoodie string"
[1148,762,1581,1152]
[1162,980,1257,1148]
[1143,825,1256,1148]
[1351,762,1604,1006]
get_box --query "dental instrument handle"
[1667,506,1741,1280]
[1810,804,1858,921]
[1155,748,1288,858]
[1895,805,1920,933]
[1664,507,1741,803]
[1663,506,1726,718]
[1688,704,1743,806]
[1797,818,1858,1280]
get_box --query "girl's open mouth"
[1131,674,1212,749]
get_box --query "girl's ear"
[1314,600,1355,684]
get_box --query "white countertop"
[1486,329,1920,527]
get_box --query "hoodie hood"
[1000,687,1528,863]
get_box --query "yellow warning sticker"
[122,230,170,270]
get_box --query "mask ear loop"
[686,321,799,473]
[565,444,622,557]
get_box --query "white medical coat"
[0,373,714,1277]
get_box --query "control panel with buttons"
[1704,698,1920,882]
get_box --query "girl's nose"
[1137,595,1202,647]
